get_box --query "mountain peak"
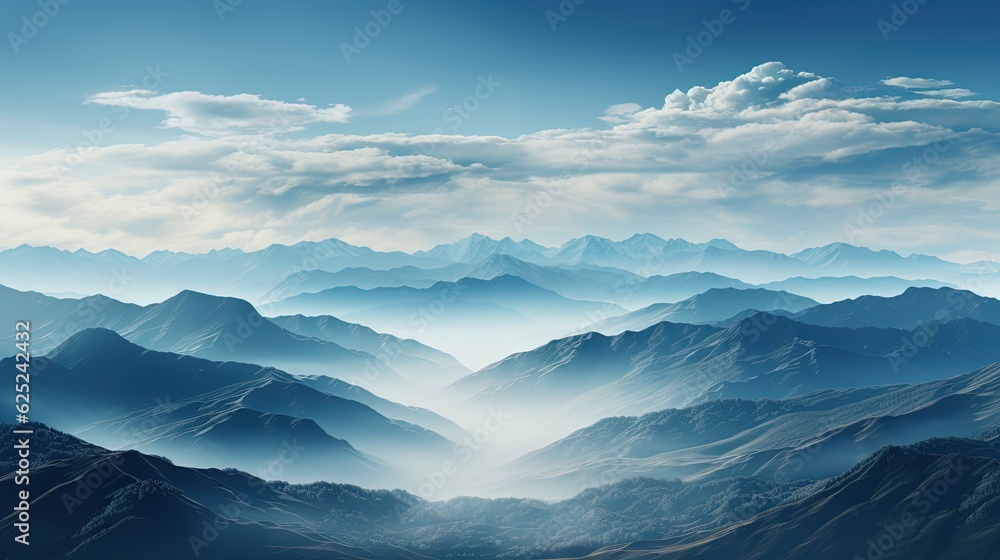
[48,328,143,366]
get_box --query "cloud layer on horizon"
[3,62,998,262]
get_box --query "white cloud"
[881,77,955,89]
[85,90,352,136]
[779,78,831,100]
[916,88,976,99]
[3,63,1000,258]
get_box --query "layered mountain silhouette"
[265,254,644,303]
[586,287,818,334]
[272,275,628,367]
[447,310,1000,442]
[0,329,457,486]
[3,424,998,559]
[761,275,955,303]
[787,286,1000,329]
[499,363,1000,498]
[4,234,997,304]
[0,285,467,399]
[577,437,1000,559]
[6,235,1000,558]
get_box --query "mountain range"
[4,234,998,304]
[0,329,458,487]
[271,275,629,367]
[4,423,998,559]
[446,288,1000,448]
[499,362,1000,498]
[0,284,467,400]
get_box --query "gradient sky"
[1,0,998,260]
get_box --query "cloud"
[368,84,439,116]
[85,90,352,136]
[4,62,1000,259]
[779,78,831,100]
[916,88,976,99]
[881,77,955,89]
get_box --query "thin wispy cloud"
[367,84,440,116]
[916,88,976,99]
[881,76,955,89]
[85,90,352,136]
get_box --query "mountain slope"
[500,363,1000,498]
[446,313,1000,450]
[587,288,818,335]
[761,275,955,303]
[0,329,454,486]
[789,286,1000,329]
[0,285,423,399]
[269,313,470,388]
[578,438,1000,559]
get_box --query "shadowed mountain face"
[0,285,471,400]
[0,329,457,487]
[446,312,1000,447]
[577,439,1000,560]
[0,424,427,560]
[788,286,1000,329]
[761,275,956,303]
[3,424,999,559]
[497,363,1000,498]
[587,287,818,335]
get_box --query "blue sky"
[1,0,999,260]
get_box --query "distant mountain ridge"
[4,234,997,303]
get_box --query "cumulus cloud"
[85,90,352,136]
[4,62,1000,258]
